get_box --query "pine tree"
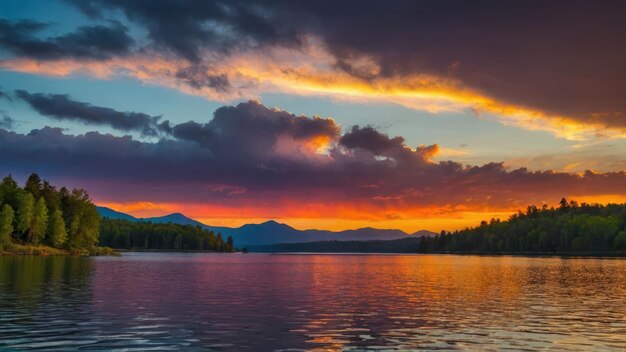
[16,192,35,241]
[24,173,42,199]
[0,175,19,209]
[227,235,234,251]
[63,188,100,249]
[0,204,14,249]
[46,208,67,248]
[31,197,49,245]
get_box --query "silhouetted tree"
[24,173,42,199]
[615,231,626,251]
[227,235,234,250]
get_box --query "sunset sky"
[1,0,625,232]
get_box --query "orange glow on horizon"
[98,200,510,232]
[96,194,626,233]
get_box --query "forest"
[420,199,626,254]
[99,218,235,252]
[0,173,101,254]
[249,237,421,253]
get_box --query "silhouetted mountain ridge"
[96,206,437,246]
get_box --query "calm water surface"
[0,253,624,351]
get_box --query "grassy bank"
[0,244,118,256]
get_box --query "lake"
[0,253,624,351]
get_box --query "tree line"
[250,237,421,253]
[420,199,626,254]
[99,218,235,252]
[0,173,100,253]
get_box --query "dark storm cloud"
[14,90,166,136]
[340,126,407,156]
[276,0,626,128]
[0,18,134,60]
[64,0,626,129]
[204,101,339,152]
[13,89,337,147]
[68,0,301,62]
[170,101,340,161]
[175,65,231,92]
[1,101,625,206]
[340,126,440,164]
[169,121,213,147]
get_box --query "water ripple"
[0,253,625,351]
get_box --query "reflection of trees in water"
[0,256,95,350]
[1,255,624,350]
[0,256,94,327]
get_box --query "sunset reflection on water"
[1,253,624,350]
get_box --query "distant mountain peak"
[162,213,189,219]
[96,206,137,221]
[242,220,295,231]
[260,219,289,227]
[411,230,438,237]
[97,205,432,246]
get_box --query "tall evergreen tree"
[46,208,67,248]
[0,174,103,252]
[0,204,14,249]
[40,180,61,211]
[0,175,19,208]
[216,233,224,251]
[16,192,35,241]
[227,236,234,251]
[24,173,42,199]
[63,189,100,249]
[31,197,49,245]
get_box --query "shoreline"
[0,244,118,256]
[116,249,232,253]
[3,247,624,258]
[250,250,626,258]
[417,251,626,258]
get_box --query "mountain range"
[97,206,436,246]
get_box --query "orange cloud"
[97,201,180,218]
[3,41,625,141]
